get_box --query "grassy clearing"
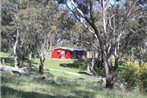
[0,51,84,72]
[1,52,147,98]
[0,52,11,57]
[0,52,14,66]
[34,58,82,72]
[0,51,92,81]
[1,72,147,98]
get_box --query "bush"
[140,62,147,92]
[122,59,147,91]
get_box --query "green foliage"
[140,63,147,91]
[121,59,147,91]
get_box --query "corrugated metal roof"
[53,47,87,51]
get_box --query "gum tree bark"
[13,4,20,68]
[13,26,19,68]
[38,52,45,74]
[28,51,32,69]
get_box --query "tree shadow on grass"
[1,86,77,98]
[0,57,14,66]
[60,60,86,69]
[72,90,96,98]
[0,57,38,66]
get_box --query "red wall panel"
[65,50,72,59]
[51,49,72,59]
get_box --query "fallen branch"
[0,65,29,75]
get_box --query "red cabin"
[51,47,86,59]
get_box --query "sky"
[58,0,126,14]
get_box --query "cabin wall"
[51,48,86,59]
[51,49,61,59]
[51,49,72,59]
[75,51,85,59]
[86,51,98,58]
[65,50,72,59]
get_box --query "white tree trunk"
[28,51,32,69]
[38,52,45,74]
[13,28,19,68]
[0,65,29,75]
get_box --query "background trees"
[56,0,147,88]
[2,0,59,73]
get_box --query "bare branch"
[89,1,94,23]
[70,0,104,49]
[65,4,81,22]
[117,0,139,31]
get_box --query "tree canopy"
[1,0,147,88]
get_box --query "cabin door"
[61,51,65,59]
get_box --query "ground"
[0,52,147,98]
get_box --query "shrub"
[140,62,147,92]
[122,59,147,91]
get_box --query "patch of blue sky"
[65,0,125,10]
[58,0,126,21]
[110,0,125,6]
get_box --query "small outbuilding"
[51,47,86,59]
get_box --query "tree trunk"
[28,51,32,69]
[1,59,5,65]
[18,52,25,67]
[87,54,95,74]
[38,52,45,74]
[103,52,116,88]
[105,70,116,88]
[114,55,119,70]
[0,65,29,75]
[13,28,19,68]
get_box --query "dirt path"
[46,68,106,84]
[47,68,82,76]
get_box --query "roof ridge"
[53,47,87,51]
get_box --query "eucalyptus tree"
[1,0,14,52]
[2,0,61,73]
[15,0,60,74]
[56,0,147,88]
[2,0,23,67]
